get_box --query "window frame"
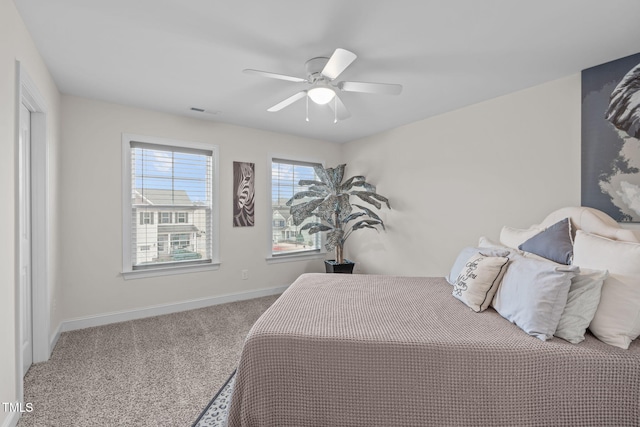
[122,133,220,279]
[266,155,326,264]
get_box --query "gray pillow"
[518,217,573,265]
[492,255,577,341]
[554,268,608,344]
[447,246,510,285]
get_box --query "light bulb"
[308,86,335,105]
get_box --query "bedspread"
[227,273,640,426]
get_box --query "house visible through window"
[123,134,218,275]
[271,158,322,257]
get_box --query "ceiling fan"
[244,48,402,122]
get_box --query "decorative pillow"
[452,254,510,312]
[518,218,574,265]
[492,255,577,341]
[573,230,640,349]
[500,225,545,249]
[447,246,510,285]
[554,268,608,344]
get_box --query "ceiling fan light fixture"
[308,86,335,105]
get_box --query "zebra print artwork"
[233,161,255,227]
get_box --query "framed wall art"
[233,161,255,227]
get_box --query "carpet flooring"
[17,295,279,427]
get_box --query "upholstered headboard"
[536,206,640,243]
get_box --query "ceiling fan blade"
[243,69,307,83]
[267,91,307,112]
[338,81,403,95]
[328,94,351,121]
[321,48,357,80]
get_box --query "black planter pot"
[324,259,355,274]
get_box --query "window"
[122,134,219,278]
[270,158,322,257]
[159,212,172,224]
[176,212,188,223]
[171,233,191,250]
[140,212,154,225]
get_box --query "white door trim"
[18,102,33,378]
[16,62,50,385]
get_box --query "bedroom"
[2,1,640,426]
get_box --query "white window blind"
[271,158,322,256]
[129,140,213,270]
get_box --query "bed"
[227,207,640,426]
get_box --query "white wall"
[342,75,581,277]
[59,96,341,321]
[0,0,62,425]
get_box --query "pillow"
[518,218,574,265]
[447,246,510,285]
[573,230,640,349]
[500,225,545,249]
[478,236,505,249]
[492,255,577,341]
[452,254,510,312]
[554,268,608,344]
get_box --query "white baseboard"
[1,412,20,427]
[59,285,288,333]
[49,323,61,355]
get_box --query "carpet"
[18,295,278,427]
[193,370,236,427]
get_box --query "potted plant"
[286,164,390,273]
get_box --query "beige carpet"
[17,295,279,427]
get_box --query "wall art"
[233,161,255,227]
[582,52,640,222]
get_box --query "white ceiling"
[14,0,640,143]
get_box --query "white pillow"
[554,268,608,344]
[447,246,510,285]
[499,225,545,249]
[478,236,506,249]
[573,230,640,349]
[479,236,540,261]
[452,254,510,312]
[492,255,577,341]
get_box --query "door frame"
[16,62,50,398]
[18,101,32,378]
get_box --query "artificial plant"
[286,164,390,264]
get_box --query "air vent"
[189,107,218,115]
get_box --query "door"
[19,102,33,376]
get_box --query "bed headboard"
[536,206,640,243]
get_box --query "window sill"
[122,261,221,280]
[266,252,326,265]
